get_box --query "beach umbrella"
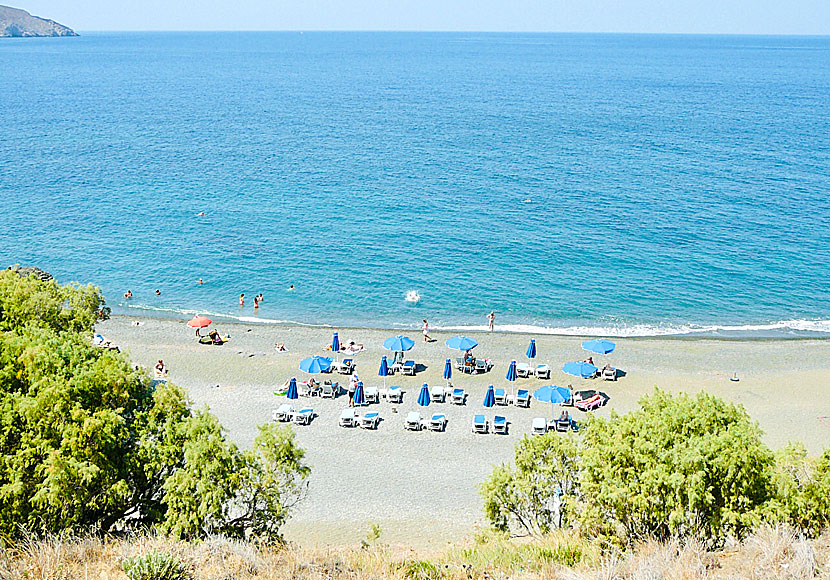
[378,356,389,389]
[483,385,495,408]
[187,315,212,332]
[285,377,298,400]
[533,385,571,420]
[417,383,430,407]
[562,361,598,378]
[299,355,333,374]
[506,360,518,402]
[443,358,452,388]
[383,335,415,352]
[446,336,478,351]
[526,339,537,361]
[582,339,615,355]
[331,332,340,363]
[353,381,365,406]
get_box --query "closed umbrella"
[417,383,430,407]
[378,356,389,389]
[353,381,365,406]
[526,339,536,368]
[582,339,615,355]
[285,377,298,400]
[443,358,452,388]
[331,332,340,363]
[562,361,598,378]
[506,360,518,402]
[483,384,495,407]
[299,356,333,374]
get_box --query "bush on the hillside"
[580,390,775,548]
[771,443,830,537]
[0,270,309,541]
[480,431,579,535]
[122,550,192,580]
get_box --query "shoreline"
[96,314,830,548]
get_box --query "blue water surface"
[1,32,829,335]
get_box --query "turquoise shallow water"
[1,32,829,336]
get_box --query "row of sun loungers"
[339,409,381,429]
[472,414,508,434]
[404,411,447,431]
[516,363,551,379]
[532,416,578,434]
[272,405,315,425]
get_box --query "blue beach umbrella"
[533,385,571,420]
[506,360,518,401]
[331,332,340,362]
[383,335,415,352]
[446,336,479,351]
[483,385,495,407]
[299,355,333,374]
[285,377,298,400]
[582,339,615,355]
[443,358,452,387]
[353,381,365,406]
[526,339,537,361]
[417,383,431,407]
[378,356,389,389]
[562,361,598,378]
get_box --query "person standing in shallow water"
[422,319,431,342]
[239,293,244,307]
[487,311,495,331]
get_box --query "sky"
[15,0,830,34]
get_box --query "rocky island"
[0,4,77,37]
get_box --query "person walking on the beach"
[487,311,495,331]
[422,319,431,342]
[348,375,357,407]
[239,293,245,307]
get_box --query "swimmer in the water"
[288,284,295,291]
[196,211,206,216]
[198,278,204,284]
[155,289,161,296]
[239,293,245,307]
[124,290,132,299]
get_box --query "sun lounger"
[405,411,422,431]
[494,388,507,405]
[293,408,313,425]
[602,367,617,381]
[454,357,464,370]
[273,404,294,422]
[532,417,548,435]
[555,418,571,432]
[575,394,604,411]
[430,386,445,403]
[516,362,531,378]
[493,415,508,434]
[472,414,488,434]
[321,382,340,398]
[361,412,380,429]
[335,359,354,375]
[474,359,491,374]
[515,389,530,408]
[402,360,416,376]
[387,386,403,403]
[451,388,466,405]
[364,386,379,404]
[535,364,551,379]
[429,414,447,431]
[339,408,359,427]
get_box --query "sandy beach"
[96,315,830,548]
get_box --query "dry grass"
[0,526,827,580]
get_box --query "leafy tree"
[579,389,775,548]
[770,443,830,537]
[0,271,308,541]
[481,432,579,536]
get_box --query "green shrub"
[399,559,444,580]
[121,551,192,580]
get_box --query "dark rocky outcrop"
[9,265,53,282]
[0,5,77,37]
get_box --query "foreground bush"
[0,271,308,541]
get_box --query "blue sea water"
[1,32,829,336]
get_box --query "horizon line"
[73,29,830,37]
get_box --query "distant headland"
[0,4,77,37]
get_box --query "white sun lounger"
[428,413,447,431]
[532,417,548,435]
[293,408,313,425]
[321,383,336,398]
[472,414,488,434]
[516,362,532,378]
[364,386,379,403]
[430,386,445,403]
[273,404,294,422]
[602,367,617,381]
[405,411,422,431]
[387,386,403,403]
[515,389,530,407]
[451,388,466,405]
[494,388,507,405]
[402,360,416,375]
[361,412,380,429]
[493,415,508,434]
[535,364,551,379]
[339,408,359,427]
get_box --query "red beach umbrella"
[187,315,212,328]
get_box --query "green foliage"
[361,522,382,549]
[771,443,830,537]
[579,389,775,548]
[0,273,309,542]
[399,559,444,580]
[121,550,192,580]
[480,432,579,535]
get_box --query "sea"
[1,32,829,337]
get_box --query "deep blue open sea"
[2,32,829,336]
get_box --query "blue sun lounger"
[494,388,507,405]
[429,414,447,431]
[515,389,530,407]
[493,415,508,434]
[472,414,488,434]
[451,388,465,405]
[361,412,380,429]
[293,408,314,425]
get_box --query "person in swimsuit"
[124,290,132,299]
[486,311,495,331]
[239,293,245,307]
[422,319,431,342]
